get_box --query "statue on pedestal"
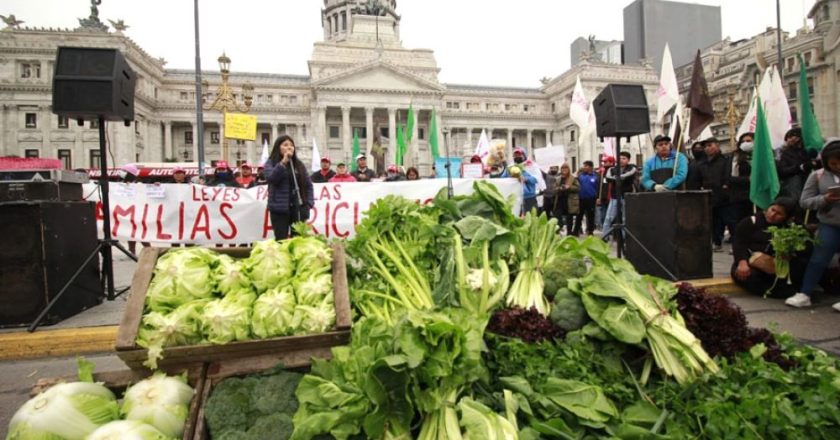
[77,0,108,32]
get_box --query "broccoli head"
[549,288,589,331]
[543,258,588,298]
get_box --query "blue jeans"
[800,223,840,296]
[601,199,625,240]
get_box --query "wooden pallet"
[30,365,207,440]
[114,242,352,373]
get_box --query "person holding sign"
[264,135,314,240]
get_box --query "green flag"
[351,129,361,172]
[396,125,406,166]
[750,99,780,210]
[429,109,440,161]
[406,104,415,143]
[798,53,824,154]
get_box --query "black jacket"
[698,153,732,207]
[606,164,637,198]
[776,146,811,180]
[732,214,773,263]
[310,169,336,183]
[729,152,751,204]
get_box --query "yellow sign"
[224,113,257,141]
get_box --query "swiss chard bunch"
[505,212,561,316]
[767,224,814,286]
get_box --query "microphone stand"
[287,156,304,224]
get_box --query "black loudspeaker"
[0,182,83,202]
[52,47,136,122]
[624,191,712,280]
[0,202,102,327]
[593,84,650,138]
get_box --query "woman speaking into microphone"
[263,135,314,240]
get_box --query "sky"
[3,0,818,87]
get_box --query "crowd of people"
[114,131,840,311]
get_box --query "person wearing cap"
[641,134,688,192]
[504,147,539,214]
[310,157,335,183]
[776,127,811,201]
[385,164,405,182]
[351,154,376,182]
[119,163,140,183]
[265,135,315,239]
[172,166,188,184]
[698,137,736,252]
[329,162,357,183]
[601,152,638,242]
[208,160,240,188]
[235,163,256,188]
[786,138,840,311]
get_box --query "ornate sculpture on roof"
[354,0,387,16]
[108,18,128,33]
[77,0,108,33]
[581,35,603,63]
[1,14,24,30]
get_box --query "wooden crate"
[115,242,352,372]
[30,365,207,440]
[191,348,330,440]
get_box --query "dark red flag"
[687,50,714,140]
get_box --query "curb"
[0,326,117,362]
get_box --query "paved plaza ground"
[1,242,839,434]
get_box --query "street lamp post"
[203,53,254,163]
[442,127,453,198]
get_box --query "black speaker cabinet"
[52,47,136,122]
[0,182,83,202]
[624,191,712,280]
[0,201,102,327]
[593,84,651,138]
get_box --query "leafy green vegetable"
[137,299,208,369]
[244,239,294,294]
[506,212,560,316]
[767,223,815,293]
[85,420,171,440]
[146,248,218,311]
[121,372,194,438]
[7,381,120,440]
[251,286,297,339]
[214,254,252,297]
[201,294,254,345]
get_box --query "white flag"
[766,68,792,150]
[579,103,597,155]
[736,88,758,140]
[570,76,590,129]
[259,139,270,166]
[656,43,680,122]
[474,129,491,164]
[698,125,714,142]
[310,138,322,172]
[602,137,616,159]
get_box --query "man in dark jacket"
[310,157,335,183]
[351,154,376,182]
[698,137,736,252]
[208,161,240,188]
[601,152,637,242]
[573,161,598,236]
[730,132,754,224]
[685,141,706,190]
[776,127,811,201]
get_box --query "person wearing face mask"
[384,164,405,182]
[208,161,240,188]
[698,137,737,252]
[730,132,755,224]
[786,138,840,311]
[504,148,538,214]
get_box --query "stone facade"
[674,0,840,150]
[0,2,660,174]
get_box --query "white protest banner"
[84,179,522,244]
[533,145,566,172]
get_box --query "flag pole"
[776,0,784,77]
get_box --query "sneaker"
[713,244,723,253]
[785,293,812,308]
[833,302,840,312]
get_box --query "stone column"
[506,129,513,161]
[164,121,173,160]
[270,122,278,144]
[342,106,351,163]
[318,105,327,156]
[190,122,197,161]
[445,128,452,156]
[388,107,397,164]
[546,130,552,147]
[365,107,374,155]
[466,127,473,153]
[526,129,533,156]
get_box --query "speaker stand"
[605,136,677,281]
[28,116,137,332]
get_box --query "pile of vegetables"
[204,366,302,440]
[767,223,815,293]
[6,358,194,440]
[136,235,336,368]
